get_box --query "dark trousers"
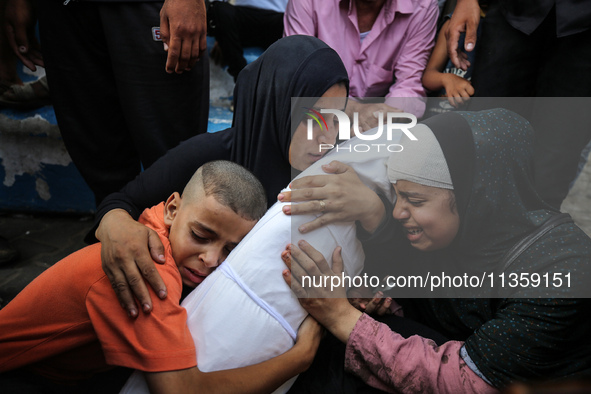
[207,2,284,79]
[288,314,448,394]
[470,3,591,209]
[36,1,209,206]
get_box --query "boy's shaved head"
[182,161,267,221]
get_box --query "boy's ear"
[164,192,182,227]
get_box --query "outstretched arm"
[145,315,322,394]
[282,241,496,394]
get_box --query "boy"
[0,160,321,393]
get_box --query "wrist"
[322,301,363,343]
[290,340,317,373]
[96,208,131,241]
[359,192,386,233]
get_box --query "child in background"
[422,7,485,113]
[0,160,321,394]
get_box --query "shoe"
[0,76,51,109]
[0,236,18,265]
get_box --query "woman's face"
[392,180,460,252]
[289,84,347,171]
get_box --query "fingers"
[288,174,331,192]
[145,231,168,300]
[6,25,36,71]
[331,246,343,276]
[104,263,139,318]
[296,214,332,234]
[147,230,167,265]
[165,37,182,74]
[122,258,155,315]
[291,241,325,277]
[363,292,393,316]
[446,27,462,70]
[464,19,478,53]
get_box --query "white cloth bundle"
[120,130,398,393]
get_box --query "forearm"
[345,314,498,393]
[146,343,314,394]
[422,69,446,93]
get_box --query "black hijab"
[231,35,349,206]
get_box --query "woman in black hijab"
[284,109,591,392]
[94,35,354,316]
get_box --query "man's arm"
[283,0,317,36]
[445,0,480,70]
[144,316,322,394]
[384,0,439,117]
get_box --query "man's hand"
[160,0,207,74]
[4,0,43,71]
[445,0,480,70]
[96,209,168,318]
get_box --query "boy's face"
[164,192,257,288]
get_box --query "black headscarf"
[231,35,349,205]
[396,109,591,387]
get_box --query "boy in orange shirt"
[0,160,321,393]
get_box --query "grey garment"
[498,0,591,36]
[387,124,454,190]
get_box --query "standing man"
[4,0,210,206]
[446,0,591,209]
[284,0,438,128]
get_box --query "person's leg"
[100,2,209,169]
[238,7,284,50]
[208,1,244,80]
[36,1,141,206]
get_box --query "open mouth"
[405,227,423,242]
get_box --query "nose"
[318,117,338,145]
[392,200,409,221]
[202,248,223,268]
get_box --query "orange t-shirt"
[0,203,196,382]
